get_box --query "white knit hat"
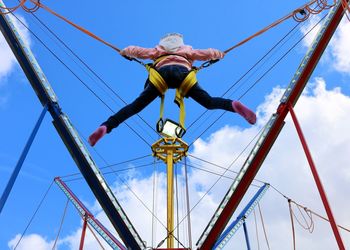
[159,33,184,52]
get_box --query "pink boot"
[232,101,257,125]
[88,125,107,146]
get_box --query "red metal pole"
[288,103,345,250]
[198,2,349,248]
[79,217,88,250]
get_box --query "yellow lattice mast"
[152,137,188,249]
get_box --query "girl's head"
[159,33,184,52]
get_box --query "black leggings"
[102,65,233,132]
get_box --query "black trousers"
[102,65,233,132]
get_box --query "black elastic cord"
[29,12,158,136]
[12,13,152,147]
[188,13,326,146]
[186,22,301,132]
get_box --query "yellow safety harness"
[145,55,198,135]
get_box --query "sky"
[1,0,350,249]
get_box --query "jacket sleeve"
[121,46,162,60]
[187,48,225,61]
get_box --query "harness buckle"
[156,118,164,133]
[157,118,186,138]
[202,59,220,68]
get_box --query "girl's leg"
[188,83,256,124]
[102,82,160,132]
[187,83,233,111]
[88,125,107,146]
[89,81,160,146]
[231,101,257,124]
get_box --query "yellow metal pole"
[151,137,188,249]
[167,148,174,249]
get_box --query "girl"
[89,33,256,146]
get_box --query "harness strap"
[145,64,167,123]
[145,64,198,131]
[175,69,198,128]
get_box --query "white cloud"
[9,78,350,249]
[329,17,350,73]
[0,33,15,81]
[300,14,350,75]
[63,77,350,249]
[300,15,322,48]
[190,77,350,249]
[8,234,53,250]
[60,225,113,250]
[0,14,31,82]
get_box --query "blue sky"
[1,0,350,249]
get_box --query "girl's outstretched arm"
[120,46,162,60]
[187,48,225,61]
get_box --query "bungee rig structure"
[55,177,127,250]
[1,0,350,249]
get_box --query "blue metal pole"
[0,4,144,248]
[242,219,251,250]
[214,184,269,249]
[0,9,144,247]
[0,104,48,213]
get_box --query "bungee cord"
[10,13,153,147]
[27,11,158,137]
[289,199,350,233]
[59,153,153,180]
[0,0,345,143]
[293,202,315,232]
[223,0,336,55]
[0,0,122,51]
[253,208,261,250]
[88,156,187,248]
[187,12,327,147]
[288,200,297,250]
[13,180,54,249]
[258,203,271,250]
[270,184,350,250]
[184,157,193,249]
[86,223,106,250]
[151,157,158,248]
[175,163,180,248]
[186,21,302,132]
[0,0,341,64]
[1,0,341,146]
[51,198,69,250]
[62,162,159,183]
[156,125,266,247]
[3,0,350,248]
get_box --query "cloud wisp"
[300,15,350,76]
[0,14,31,83]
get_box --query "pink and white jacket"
[121,45,224,70]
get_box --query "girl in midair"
[89,33,256,146]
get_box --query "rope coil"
[22,0,40,13]
[293,9,311,22]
